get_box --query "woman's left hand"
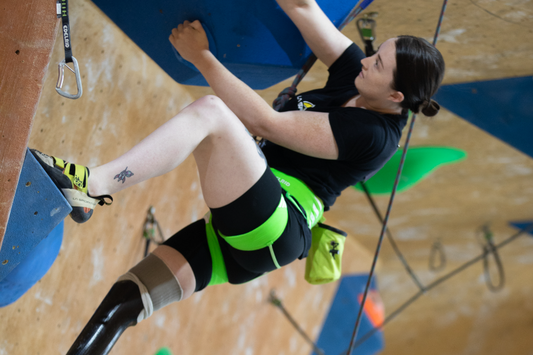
[169,20,210,64]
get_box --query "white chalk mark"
[34,290,53,305]
[89,243,104,287]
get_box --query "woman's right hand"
[169,20,210,65]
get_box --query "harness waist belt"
[270,168,324,229]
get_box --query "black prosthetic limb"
[66,280,144,355]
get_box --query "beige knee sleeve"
[118,253,183,323]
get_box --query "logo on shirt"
[297,96,315,111]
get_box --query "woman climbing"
[32,0,444,354]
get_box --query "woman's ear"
[389,90,404,103]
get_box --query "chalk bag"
[305,223,347,285]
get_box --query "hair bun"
[421,99,440,117]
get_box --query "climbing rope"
[344,222,533,354]
[272,0,374,111]
[268,222,531,355]
[359,181,426,291]
[346,1,449,353]
[346,110,417,355]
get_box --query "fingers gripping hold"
[169,20,209,63]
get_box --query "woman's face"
[355,38,402,103]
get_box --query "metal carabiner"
[56,56,83,100]
[476,224,505,292]
[356,12,378,57]
[429,238,446,272]
[142,206,165,257]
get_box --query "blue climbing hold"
[435,76,533,158]
[0,149,71,282]
[509,221,533,237]
[0,221,64,307]
[91,0,359,89]
[312,274,384,355]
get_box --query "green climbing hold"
[154,347,173,355]
[353,146,467,195]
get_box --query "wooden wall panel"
[0,1,371,354]
[0,0,58,247]
[1,0,532,354]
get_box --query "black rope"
[269,290,326,355]
[346,113,417,355]
[344,222,533,353]
[346,0,449,351]
[270,222,531,355]
[360,181,426,291]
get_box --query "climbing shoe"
[30,149,112,223]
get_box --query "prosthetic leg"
[66,280,143,355]
[66,253,184,355]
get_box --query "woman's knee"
[184,95,237,129]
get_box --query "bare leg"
[66,97,269,355]
[88,95,266,208]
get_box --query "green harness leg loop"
[206,217,228,286]
[206,169,325,286]
[219,195,288,251]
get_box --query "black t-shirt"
[262,43,408,210]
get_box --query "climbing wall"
[0,1,373,354]
[1,0,533,354]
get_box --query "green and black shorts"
[163,166,324,291]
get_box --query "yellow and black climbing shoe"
[30,149,113,223]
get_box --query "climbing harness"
[142,206,165,257]
[269,290,326,355]
[428,238,447,272]
[272,0,374,112]
[356,12,378,57]
[56,0,83,99]
[477,224,505,292]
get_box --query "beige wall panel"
[0,1,371,355]
[2,0,533,354]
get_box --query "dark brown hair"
[392,35,445,117]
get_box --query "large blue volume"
[312,274,384,355]
[0,149,71,282]
[91,0,357,89]
[435,76,533,158]
[0,221,64,307]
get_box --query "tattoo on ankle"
[114,167,134,184]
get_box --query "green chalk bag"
[305,223,347,285]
